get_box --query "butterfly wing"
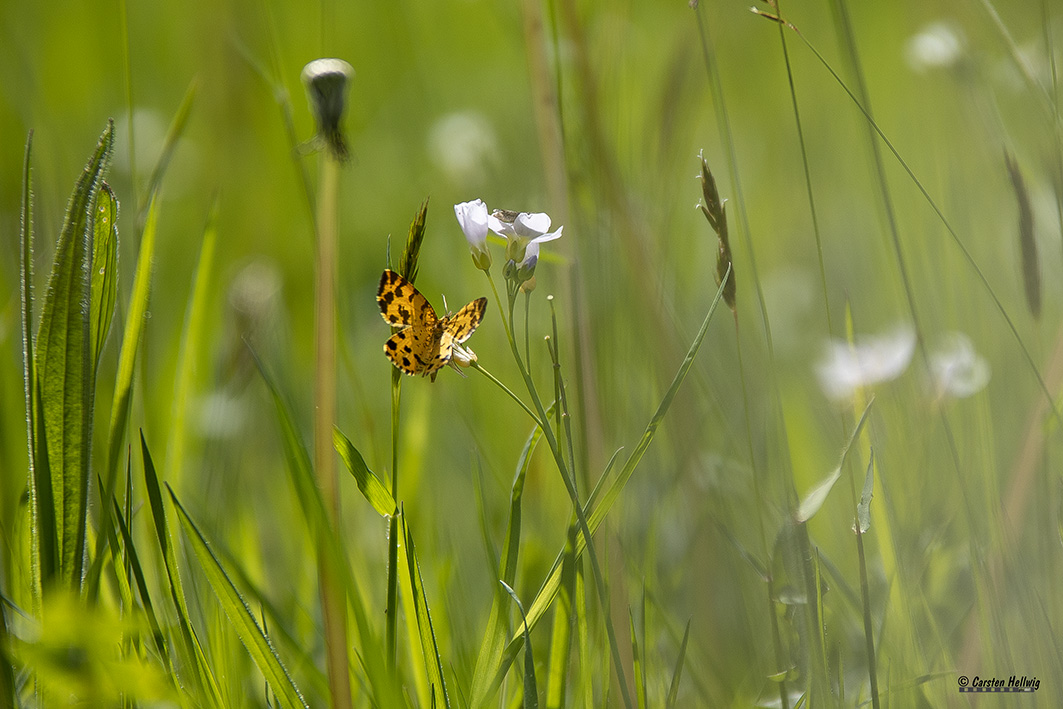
[442,297,487,345]
[377,269,437,328]
[384,325,444,376]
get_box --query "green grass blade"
[333,427,395,516]
[169,485,310,709]
[112,495,168,663]
[87,192,160,598]
[142,79,198,212]
[500,581,537,709]
[544,524,576,709]
[857,450,875,534]
[795,467,842,524]
[629,611,644,709]
[89,182,118,370]
[664,621,690,709]
[403,516,450,708]
[140,431,223,704]
[469,420,542,706]
[34,120,114,588]
[255,355,397,706]
[167,199,217,485]
[493,266,731,691]
[20,131,59,591]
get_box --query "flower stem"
[314,150,352,709]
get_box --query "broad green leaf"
[34,120,114,588]
[140,432,223,704]
[469,418,542,706]
[170,486,309,709]
[857,449,875,533]
[403,517,450,708]
[334,427,394,516]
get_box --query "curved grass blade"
[255,354,398,706]
[142,79,197,214]
[88,192,159,597]
[333,427,394,516]
[167,199,218,485]
[1005,151,1040,318]
[491,266,731,694]
[469,419,542,706]
[664,621,691,709]
[169,485,309,709]
[403,516,450,708]
[140,432,223,704]
[34,120,114,588]
[500,581,537,709]
[20,131,60,591]
[89,182,118,369]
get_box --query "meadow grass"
[1,0,1062,707]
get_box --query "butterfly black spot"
[386,339,397,351]
[402,357,412,367]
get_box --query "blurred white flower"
[454,199,492,271]
[428,111,498,182]
[816,325,916,401]
[929,332,989,398]
[906,21,965,73]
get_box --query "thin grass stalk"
[768,15,1062,429]
[387,369,401,673]
[313,148,352,709]
[489,271,634,708]
[771,2,832,337]
[118,0,138,211]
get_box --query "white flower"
[455,199,491,270]
[929,332,989,399]
[489,211,563,263]
[816,325,916,401]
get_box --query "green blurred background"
[2,0,1062,705]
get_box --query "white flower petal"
[454,199,489,248]
[514,212,552,237]
[530,225,563,244]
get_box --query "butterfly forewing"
[377,269,437,327]
[443,297,487,344]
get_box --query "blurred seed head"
[929,332,990,399]
[906,22,965,74]
[302,58,355,160]
[429,111,499,183]
[816,325,916,401]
